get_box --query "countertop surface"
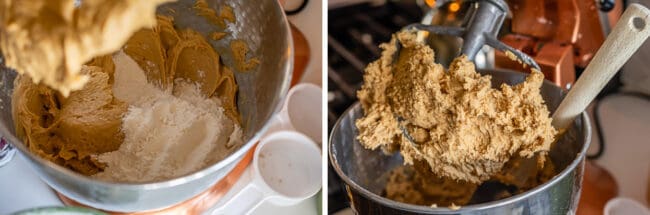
[0,153,320,214]
[587,94,650,205]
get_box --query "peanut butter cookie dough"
[193,0,235,28]
[12,15,242,180]
[230,40,261,72]
[12,66,127,175]
[0,0,172,96]
[356,31,557,183]
[385,161,478,207]
[384,154,557,207]
[192,0,258,72]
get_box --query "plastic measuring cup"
[213,131,322,214]
[265,83,322,142]
[604,197,650,215]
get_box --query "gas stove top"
[327,1,424,213]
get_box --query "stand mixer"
[329,0,592,214]
[422,0,620,89]
[331,0,650,214]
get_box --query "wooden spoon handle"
[551,3,650,130]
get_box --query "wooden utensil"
[552,3,650,130]
[497,4,649,200]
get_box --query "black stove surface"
[327,2,424,213]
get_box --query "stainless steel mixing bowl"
[0,0,293,212]
[329,69,591,214]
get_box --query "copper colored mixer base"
[495,0,623,89]
[291,23,311,86]
[57,147,255,215]
[576,161,618,215]
[495,34,576,89]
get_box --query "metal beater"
[394,0,542,145]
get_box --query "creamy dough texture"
[12,15,242,181]
[230,40,261,72]
[193,0,235,28]
[12,67,126,175]
[0,0,172,96]
[193,0,260,72]
[356,31,557,183]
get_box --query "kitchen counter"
[588,94,650,205]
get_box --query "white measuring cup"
[213,131,322,214]
[604,197,650,215]
[265,83,322,142]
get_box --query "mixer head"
[401,0,541,71]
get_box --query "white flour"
[93,51,242,183]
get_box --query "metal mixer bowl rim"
[328,69,592,213]
[0,2,294,189]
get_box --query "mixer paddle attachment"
[392,0,541,150]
